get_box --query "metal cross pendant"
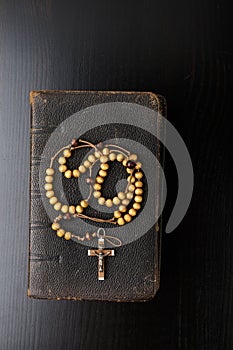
[88,228,115,281]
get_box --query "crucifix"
[88,228,115,280]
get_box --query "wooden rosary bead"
[58,157,66,165]
[135,188,143,195]
[69,206,76,214]
[64,170,72,178]
[128,184,135,192]
[93,191,101,198]
[102,147,110,155]
[127,176,135,183]
[114,211,121,218]
[64,231,72,240]
[84,160,91,168]
[54,202,62,211]
[113,196,121,205]
[109,153,116,161]
[117,217,125,226]
[44,183,53,190]
[124,214,132,223]
[93,183,101,190]
[95,151,101,158]
[59,165,67,173]
[49,197,58,205]
[126,192,134,200]
[78,165,86,173]
[99,169,107,177]
[57,229,65,237]
[122,199,130,206]
[133,202,141,210]
[118,192,125,200]
[46,168,55,175]
[63,149,71,158]
[52,222,60,230]
[76,205,83,214]
[116,153,124,162]
[119,205,127,212]
[88,154,96,163]
[135,162,142,169]
[45,175,53,183]
[134,195,143,203]
[98,197,105,205]
[46,190,54,198]
[105,199,113,208]
[122,159,128,167]
[135,181,143,188]
[61,205,69,213]
[96,176,104,184]
[135,171,143,179]
[80,200,88,208]
[100,163,109,170]
[129,154,137,161]
[100,155,108,163]
[73,169,80,178]
[129,208,137,216]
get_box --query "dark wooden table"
[0,1,232,349]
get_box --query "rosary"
[44,139,144,280]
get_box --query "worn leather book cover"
[28,90,166,302]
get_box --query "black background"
[0,1,233,349]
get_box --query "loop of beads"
[44,139,144,241]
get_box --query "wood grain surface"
[0,0,232,349]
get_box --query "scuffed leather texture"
[29,91,166,302]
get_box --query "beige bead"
[54,202,62,211]
[109,153,116,161]
[126,168,132,174]
[94,183,101,190]
[95,151,101,158]
[64,170,72,179]
[118,192,125,200]
[113,196,120,205]
[102,147,110,155]
[114,211,121,218]
[100,163,109,170]
[73,169,80,178]
[133,202,141,210]
[119,205,127,212]
[100,155,108,163]
[117,217,125,226]
[135,188,143,195]
[98,197,105,205]
[76,205,83,214]
[81,200,88,208]
[135,171,143,180]
[116,153,124,162]
[49,196,58,205]
[57,229,65,237]
[135,181,143,188]
[127,176,135,183]
[59,165,67,173]
[93,191,101,198]
[44,183,53,190]
[69,205,76,214]
[129,154,137,161]
[105,199,113,208]
[135,195,143,203]
[96,176,104,184]
[46,190,54,198]
[135,162,142,169]
[128,184,135,192]
[84,160,91,168]
[124,214,132,223]
[58,157,66,165]
[46,168,55,175]
[45,175,53,183]
[88,154,96,163]
[64,231,72,240]
[63,149,71,158]
[122,199,130,206]
[126,192,134,200]
[52,222,60,230]
[122,159,128,167]
[61,205,69,213]
[129,208,137,216]
[78,165,86,173]
[99,169,107,177]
